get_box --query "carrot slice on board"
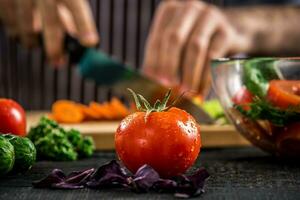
[109,98,130,118]
[52,100,84,123]
[89,102,115,120]
[78,104,102,120]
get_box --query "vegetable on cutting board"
[200,99,228,125]
[115,89,201,178]
[0,99,26,136]
[51,98,131,123]
[28,117,94,161]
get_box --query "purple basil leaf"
[53,168,95,189]
[32,169,66,188]
[152,178,178,192]
[86,160,129,188]
[174,168,210,198]
[129,164,160,192]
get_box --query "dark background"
[0,0,223,110]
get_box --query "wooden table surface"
[1,147,299,200]
[26,111,250,150]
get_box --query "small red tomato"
[232,86,253,111]
[0,99,26,136]
[115,89,201,178]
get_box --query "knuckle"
[189,38,205,53]
[168,31,184,46]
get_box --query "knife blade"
[66,38,213,124]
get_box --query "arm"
[225,6,300,56]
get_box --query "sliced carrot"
[52,100,84,123]
[78,104,102,120]
[109,98,130,118]
[89,101,115,120]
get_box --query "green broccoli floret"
[28,117,94,161]
[67,129,94,158]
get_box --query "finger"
[57,4,77,36]
[143,1,180,78]
[37,0,64,63]
[62,0,98,46]
[15,0,37,47]
[158,1,202,85]
[198,59,212,97]
[181,6,219,92]
[0,0,18,36]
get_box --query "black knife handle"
[38,34,94,65]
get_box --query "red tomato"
[232,87,253,110]
[276,122,300,157]
[115,107,201,178]
[0,99,26,136]
[267,80,300,109]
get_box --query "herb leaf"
[235,97,300,126]
[243,58,282,98]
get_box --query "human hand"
[143,0,251,96]
[0,0,99,65]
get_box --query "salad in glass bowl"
[211,57,300,157]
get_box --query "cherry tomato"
[115,107,201,178]
[232,87,253,110]
[0,99,26,136]
[267,80,300,109]
[276,122,300,157]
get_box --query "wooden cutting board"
[26,111,250,150]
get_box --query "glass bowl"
[211,57,300,157]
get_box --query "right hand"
[0,0,99,65]
[143,0,252,96]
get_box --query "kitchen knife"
[66,36,213,124]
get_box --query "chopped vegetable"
[3,134,36,172]
[232,87,253,111]
[109,98,130,118]
[90,102,115,119]
[0,135,15,175]
[79,104,102,120]
[52,100,84,123]
[267,80,300,109]
[235,97,300,127]
[201,99,228,124]
[50,98,131,123]
[243,58,282,98]
[28,117,94,161]
[33,160,209,198]
[115,89,201,178]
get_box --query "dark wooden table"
[0,147,299,200]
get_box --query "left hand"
[143,0,251,96]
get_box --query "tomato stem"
[127,88,183,121]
